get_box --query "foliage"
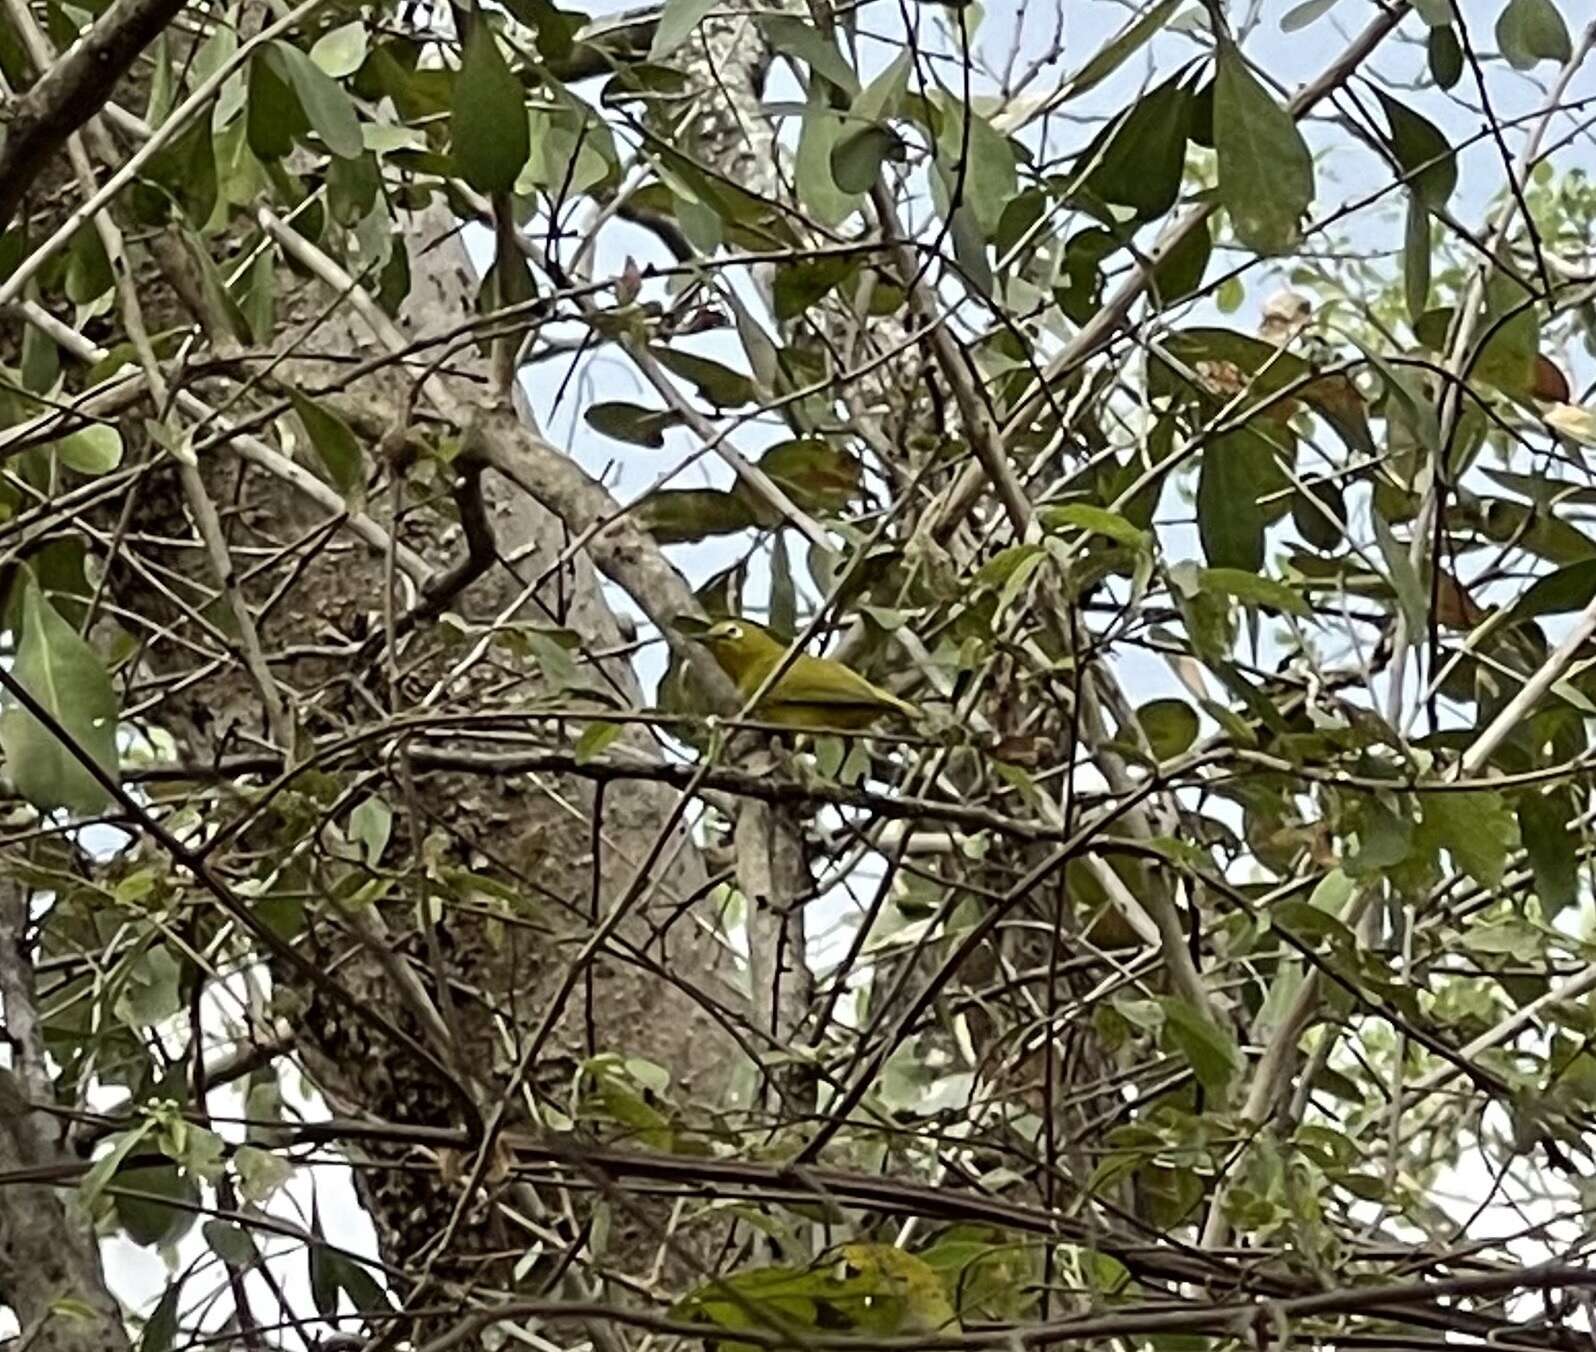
[0,0,1595,1351]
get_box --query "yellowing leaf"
[1547,402,1596,445]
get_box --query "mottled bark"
[0,42,732,1352]
[0,886,131,1352]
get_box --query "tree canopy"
[2,0,1596,1350]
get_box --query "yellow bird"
[698,619,917,731]
[837,1243,959,1335]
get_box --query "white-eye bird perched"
[698,619,918,730]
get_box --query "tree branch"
[0,0,188,231]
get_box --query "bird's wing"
[775,656,913,712]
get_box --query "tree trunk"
[0,35,733,1352]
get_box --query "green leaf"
[1136,699,1199,759]
[325,1253,395,1314]
[853,50,910,124]
[575,720,625,763]
[145,30,175,127]
[452,21,529,192]
[758,15,858,97]
[1356,337,1440,455]
[1374,89,1457,207]
[1292,478,1345,550]
[1428,24,1463,88]
[350,795,392,865]
[1371,509,1427,634]
[203,1219,259,1267]
[327,151,380,225]
[1214,41,1314,254]
[932,100,1017,238]
[81,1122,155,1209]
[1474,270,1539,397]
[758,439,862,513]
[240,248,276,343]
[1281,0,1338,29]
[1198,567,1309,617]
[1041,502,1148,548]
[1055,227,1116,324]
[56,425,124,475]
[177,1126,227,1185]
[1159,996,1240,1096]
[114,1163,200,1248]
[1421,790,1516,890]
[65,225,113,304]
[1197,427,1282,572]
[1271,899,1356,947]
[769,532,797,639]
[1471,496,1596,566]
[1519,792,1578,921]
[246,51,306,160]
[20,316,58,394]
[773,254,858,322]
[235,1145,293,1203]
[310,20,367,78]
[270,42,362,158]
[585,401,680,448]
[1507,558,1596,624]
[948,205,993,296]
[289,391,365,495]
[795,89,862,228]
[522,91,617,197]
[140,1282,180,1352]
[1343,796,1413,876]
[309,1206,338,1316]
[176,226,252,347]
[651,0,718,58]
[636,489,757,544]
[115,944,182,1027]
[1074,78,1191,223]
[1404,197,1432,324]
[1149,216,1212,306]
[830,124,897,195]
[502,0,583,61]
[1065,0,1180,98]
[1496,0,1572,70]
[650,346,757,407]
[0,581,121,813]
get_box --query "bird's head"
[702,619,750,648]
[699,618,779,680]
